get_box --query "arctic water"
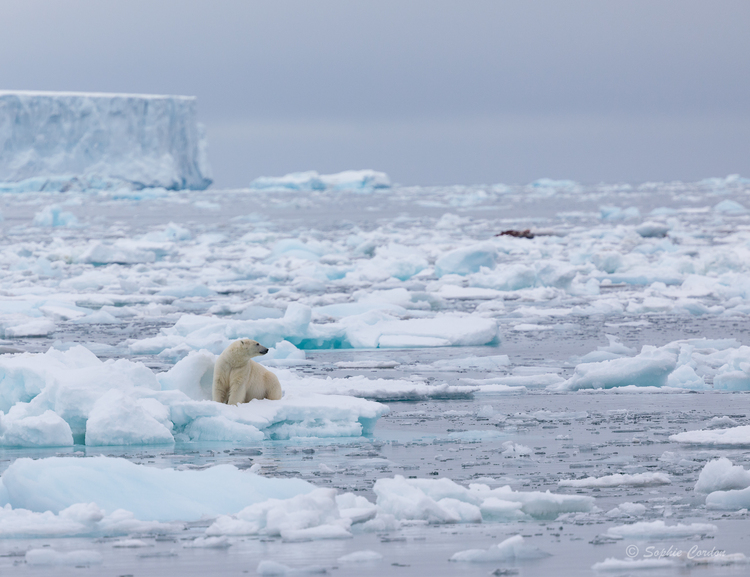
[1,177,750,576]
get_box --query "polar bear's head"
[235,338,269,358]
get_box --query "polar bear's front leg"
[227,382,247,405]
[226,367,249,405]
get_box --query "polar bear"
[212,338,282,404]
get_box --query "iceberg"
[0,90,212,191]
[250,169,390,192]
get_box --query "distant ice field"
[1,177,750,575]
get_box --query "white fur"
[212,339,282,404]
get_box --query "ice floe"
[559,473,671,488]
[552,338,750,391]
[449,534,550,562]
[373,476,594,523]
[0,345,389,446]
[670,425,750,446]
[604,520,717,539]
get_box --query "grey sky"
[1,1,748,187]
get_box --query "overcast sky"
[1,1,748,187]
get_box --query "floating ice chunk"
[1,456,314,522]
[206,488,352,541]
[513,323,555,331]
[559,473,671,488]
[670,425,750,446]
[0,505,96,538]
[0,90,212,190]
[32,204,79,227]
[354,243,428,280]
[74,309,123,324]
[501,441,532,456]
[435,242,497,277]
[460,374,559,389]
[85,390,174,446]
[605,502,647,518]
[477,404,494,417]
[450,534,550,562]
[705,485,750,510]
[374,476,593,523]
[345,314,499,349]
[600,206,641,221]
[0,410,73,447]
[594,554,749,571]
[360,513,401,532]
[694,458,750,493]
[37,305,85,322]
[25,548,102,566]
[113,538,150,548]
[713,199,746,214]
[184,536,232,548]
[605,520,717,539]
[78,241,156,264]
[551,346,676,391]
[3,318,56,338]
[337,550,383,563]
[705,416,739,428]
[635,220,670,237]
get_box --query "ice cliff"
[0,90,212,191]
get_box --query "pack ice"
[0,90,212,191]
[0,456,594,539]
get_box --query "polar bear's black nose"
[259,346,269,354]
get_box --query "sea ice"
[450,534,549,562]
[694,458,750,493]
[605,520,718,539]
[0,456,315,522]
[373,476,594,523]
[559,473,671,488]
[0,345,389,446]
[670,425,750,446]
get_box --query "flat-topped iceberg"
[250,169,390,192]
[0,90,212,191]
